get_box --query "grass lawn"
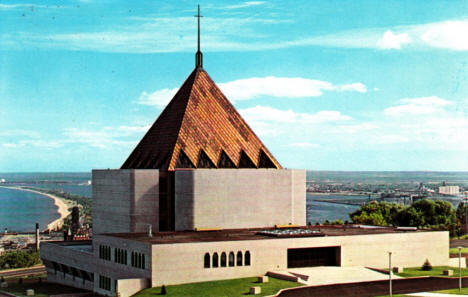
[449,247,468,255]
[133,277,302,297]
[434,287,468,294]
[396,266,468,278]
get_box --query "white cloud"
[219,77,333,100]
[225,1,265,9]
[376,30,411,49]
[372,135,410,145]
[138,77,367,107]
[287,142,319,148]
[3,13,468,53]
[336,83,367,93]
[332,123,378,134]
[284,19,468,52]
[420,20,468,51]
[0,129,40,138]
[2,140,63,149]
[384,96,453,116]
[138,89,178,107]
[63,125,149,149]
[239,106,351,124]
[116,125,150,134]
[0,4,43,9]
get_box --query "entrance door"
[287,246,340,268]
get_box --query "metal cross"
[194,5,203,52]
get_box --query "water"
[1,172,92,198]
[0,187,60,232]
[306,193,363,224]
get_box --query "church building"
[40,7,449,297]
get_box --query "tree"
[395,207,424,227]
[0,251,41,270]
[350,199,457,233]
[409,199,456,227]
[457,202,467,225]
[349,201,404,226]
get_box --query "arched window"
[245,251,251,266]
[213,253,219,268]
[229,252,235,267]
[221,252,227,267]
[204,253,210,268]
[237,251,243,266]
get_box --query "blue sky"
[1,0,468,172]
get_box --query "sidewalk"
[407,293,467,297]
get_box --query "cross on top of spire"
[194,4,203,68]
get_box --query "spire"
[195,5,203,68]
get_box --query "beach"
[0,186,72,231]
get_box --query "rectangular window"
[131,251,145,269]
[99,275,111,291]
[114,248,128,265]
[99,245,111,261]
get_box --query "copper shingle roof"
[121,67,281,171]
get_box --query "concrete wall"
[45,269,94,292]
[40,242,96,291]
[93,169,159,234]
[174,169,306,230]
[151,231,449,286]
[116,278,149,297]
[92,235,151,296]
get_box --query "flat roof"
[104,225,426,245]
[43,240,93,253]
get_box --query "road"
[0,266,46,279]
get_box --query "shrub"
[0,250,41,270]
[421,259,432,271]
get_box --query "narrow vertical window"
[229,252,235,267]
[237,251,243,266]
[245,251,251,266]
[221,252,227,267]
[204,253,210,268]
[213,253,219,268]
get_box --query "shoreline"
[0,186,72,232]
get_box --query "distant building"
[438,186,460,195]
[40,9,450,297]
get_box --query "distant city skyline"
[1,0,468,172]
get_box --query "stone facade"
[93,168,306,234]
[150,230,449,286]
[92,169,160,234]
[174,169,306,230]
[41,229,449,296]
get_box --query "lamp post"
[389,251,392,297]
[459,246,462,293]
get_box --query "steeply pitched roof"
[121,67,281,170]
